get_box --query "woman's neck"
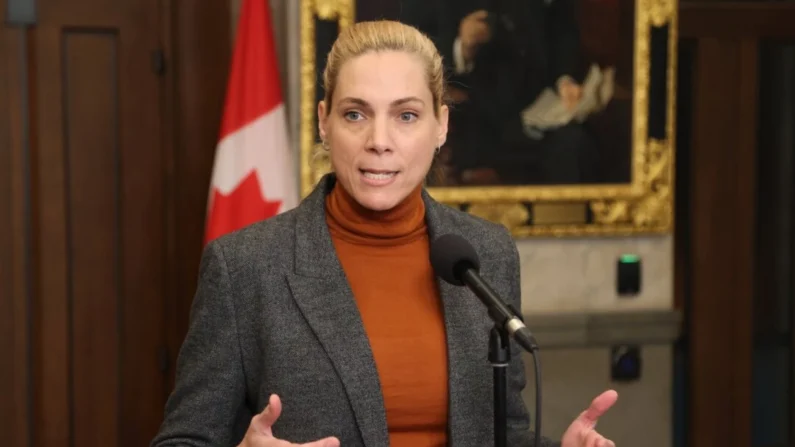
[324,183,426,246]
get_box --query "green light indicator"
[620,254,639,263]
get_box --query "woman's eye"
[344,111,363,121]
[399,112,418,122]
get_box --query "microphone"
[430,233,538,353]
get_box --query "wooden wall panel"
[61,30,122,446]
[676,3,795,445]
[34,23,75,446]
[688,38,756,447]
[116,6,168,442]
[0,24,33,447]
[0,26,12,444]
[30,2,167,447]
[680,2,795,38]
[0,0,231,445]
[165,0,232,394]
[0,21,13,446]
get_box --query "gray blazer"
[151,174,557,447]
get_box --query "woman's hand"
[560,390,618,447]
[238,395,340,447]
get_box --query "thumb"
[576,390,618,427]
[250,394,282,436]
[301,436,340,447]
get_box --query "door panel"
[61,30,123,446]
[31,1,164,446]
[0,0,231,445]
[0,19,34,447]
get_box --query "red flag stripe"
[205,171,282,244]
[219,0,283,140]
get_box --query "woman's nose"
[365,117,392,154]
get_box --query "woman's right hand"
[238,395,340,447]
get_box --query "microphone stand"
[435,251,542,447]
[489,325,510,447]
[488,310,542,447]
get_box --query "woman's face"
[318,50,448,211]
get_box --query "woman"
[152,20,617,447]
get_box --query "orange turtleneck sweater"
[325,183,449,446]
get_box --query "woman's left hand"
[560,390,618,447]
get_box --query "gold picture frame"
[299,0,677,237]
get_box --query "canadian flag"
[204,0,298,245]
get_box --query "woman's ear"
[317,100,328,141]
[437,104,450,147]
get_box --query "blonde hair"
[322,20,446,117]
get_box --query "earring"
[322,140,330,151]
[434,146,440,155]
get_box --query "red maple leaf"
[205,171,282,244]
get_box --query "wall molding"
[525,309,682,348]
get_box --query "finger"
[471,10,489,20]
[577,390,618,426]
[474,29,490,42]
[301,436,340,447]
[594,436,614,447]
[583,431,603,447]
[474,22,490,34]
[251,394,283,435]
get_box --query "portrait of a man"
[354,0,636,187]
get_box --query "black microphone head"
[430,234,481,286]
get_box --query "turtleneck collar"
[325,181,427,246]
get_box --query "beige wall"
[517,236,672,315]
[232,1,674,445]
[521,346,672,446]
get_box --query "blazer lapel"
[286,176,389,447]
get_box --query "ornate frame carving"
[299,0,677,237]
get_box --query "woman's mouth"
[360,169,399,185]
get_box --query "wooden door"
[1,0,232,445]
[1,0,231,444]
[32,0,166,446]
[0,8,33,447]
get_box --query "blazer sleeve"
[503,228,561,447]
[151,241,251,447]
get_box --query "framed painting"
[299,0,677,237]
